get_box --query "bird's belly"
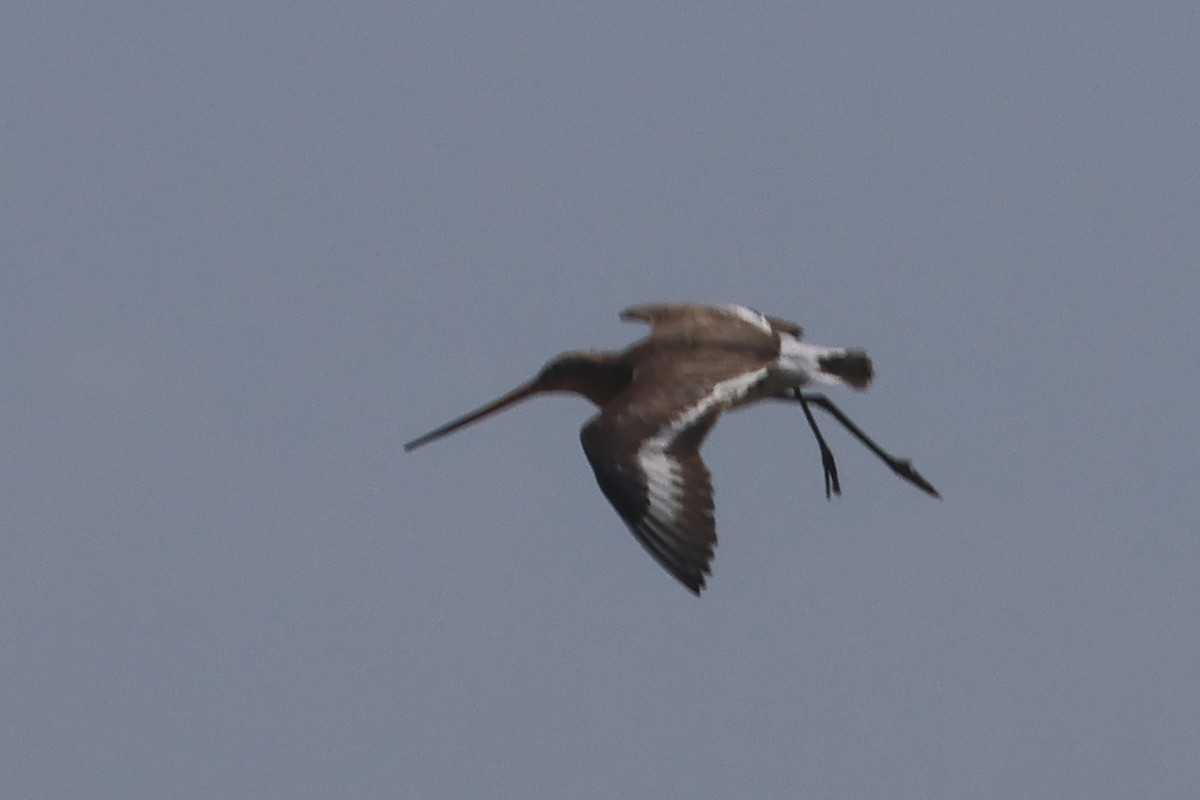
[726,367,809,410]
[758,367,812,397]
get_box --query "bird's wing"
[579,353,769,594]
[762,313,804,338]
[620,303,803,340]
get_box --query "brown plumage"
[406,303,938,594]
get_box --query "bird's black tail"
[817,349,873,390]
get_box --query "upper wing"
[578,352,769,594]
[620,303,803,339]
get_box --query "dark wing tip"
[602,480,717,596]
[634,515,715,595]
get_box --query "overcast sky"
[4,2,1198,798]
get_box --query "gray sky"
[4,2,1198,798]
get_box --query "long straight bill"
[404,382,540,451]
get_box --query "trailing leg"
[797,392,941,498]
[798,393,841,499]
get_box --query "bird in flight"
[406,303,939,594]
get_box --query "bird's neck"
[563,355,633,407]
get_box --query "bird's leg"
[796,390,841,499]
[797,393,942,499]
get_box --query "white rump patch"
[775,336,854,388]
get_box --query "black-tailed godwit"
[406,303,938,594]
